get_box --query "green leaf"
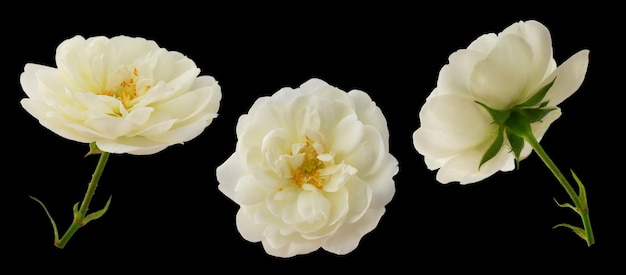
[81,195,112,227]
[479,126,504,169]
[505,128,524,169]
[553,198,580,214]
[29,196,60,242]
[516,77,556,108]
[519,107,557,123]
[475,101,511,125]
[571,170,588,212]
[553,223,587,241]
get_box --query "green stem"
[525,134,595,246]
[56,151,110,248]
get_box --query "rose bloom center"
[100,67,150,110]
[291,136,326,189]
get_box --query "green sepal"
[553,198,580,214]
[515,77,556,108]
[519,107,557,123]
[479,126,504,169]
[571,170,588,212]
[475,101,510,125]
[505,128,524,169]
[85,142,103,157]
[29,196,60,242]
[82,195,112,227]
[504,111,533,140]
[553,223,587,241]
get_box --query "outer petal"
[413,93,495,164]
[501,20,554,88]
[469,34,534,109]
[540,50,589,107]
[323,208,385,255]
[216,154,247,202]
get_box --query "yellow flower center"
[292,136,326,190]
[102,68,150,109]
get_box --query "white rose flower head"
[217,78,398,257]
[412,20,589,184]
[20,35,222,155]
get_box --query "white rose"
[413,20,589,184]
[217,78,398,257]
[20,35,222,155]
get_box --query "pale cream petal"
[348,90,390,147]
[325,188,349,225]
[323,208,385,255]
[95,140,167,155]
[322,164,357,192]
[342,126,385,177]
[145,113,214,144]
[540,50,589,106]
[235,176,266,206]
[467,33,498,53]
[297,189,330,224]
[236,209,264,243]
[437,48,488,96]
[436,144,512,184]
[345,178,372,223]
[501,20,554,90]
[470,35,534,109]
[281,95,321,137]
[20,64,54,99]
[328,114,364,159]
[84,115,135,138]
[359,156,397,208]
[413,94,495,160]
[216,155,246,201]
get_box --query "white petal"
[540,50,589,106]
[281,95,321,137]
[329,114,364,159]
[359,155,398,208]
[96,137,168,155]
[342,126,385,177]
[348,90,390,148]
[235,176,266,206]
[322,163,357,192]
[437,48,488,96]
[20,64,54,100]
[413,94,494,161]
[469,34,534,109]
[325,188,349,225]
[436,144,513,184]
[345,178,372,223]
[501,20,554,89]
[323,208,385,255]
[236,209,264,243]
[297,190,330,224]
[216,154,246,201]
[84,115,135,138]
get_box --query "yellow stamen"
[101,67,149,110]
[291,136,326,189]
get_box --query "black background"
[5,3,622,271]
